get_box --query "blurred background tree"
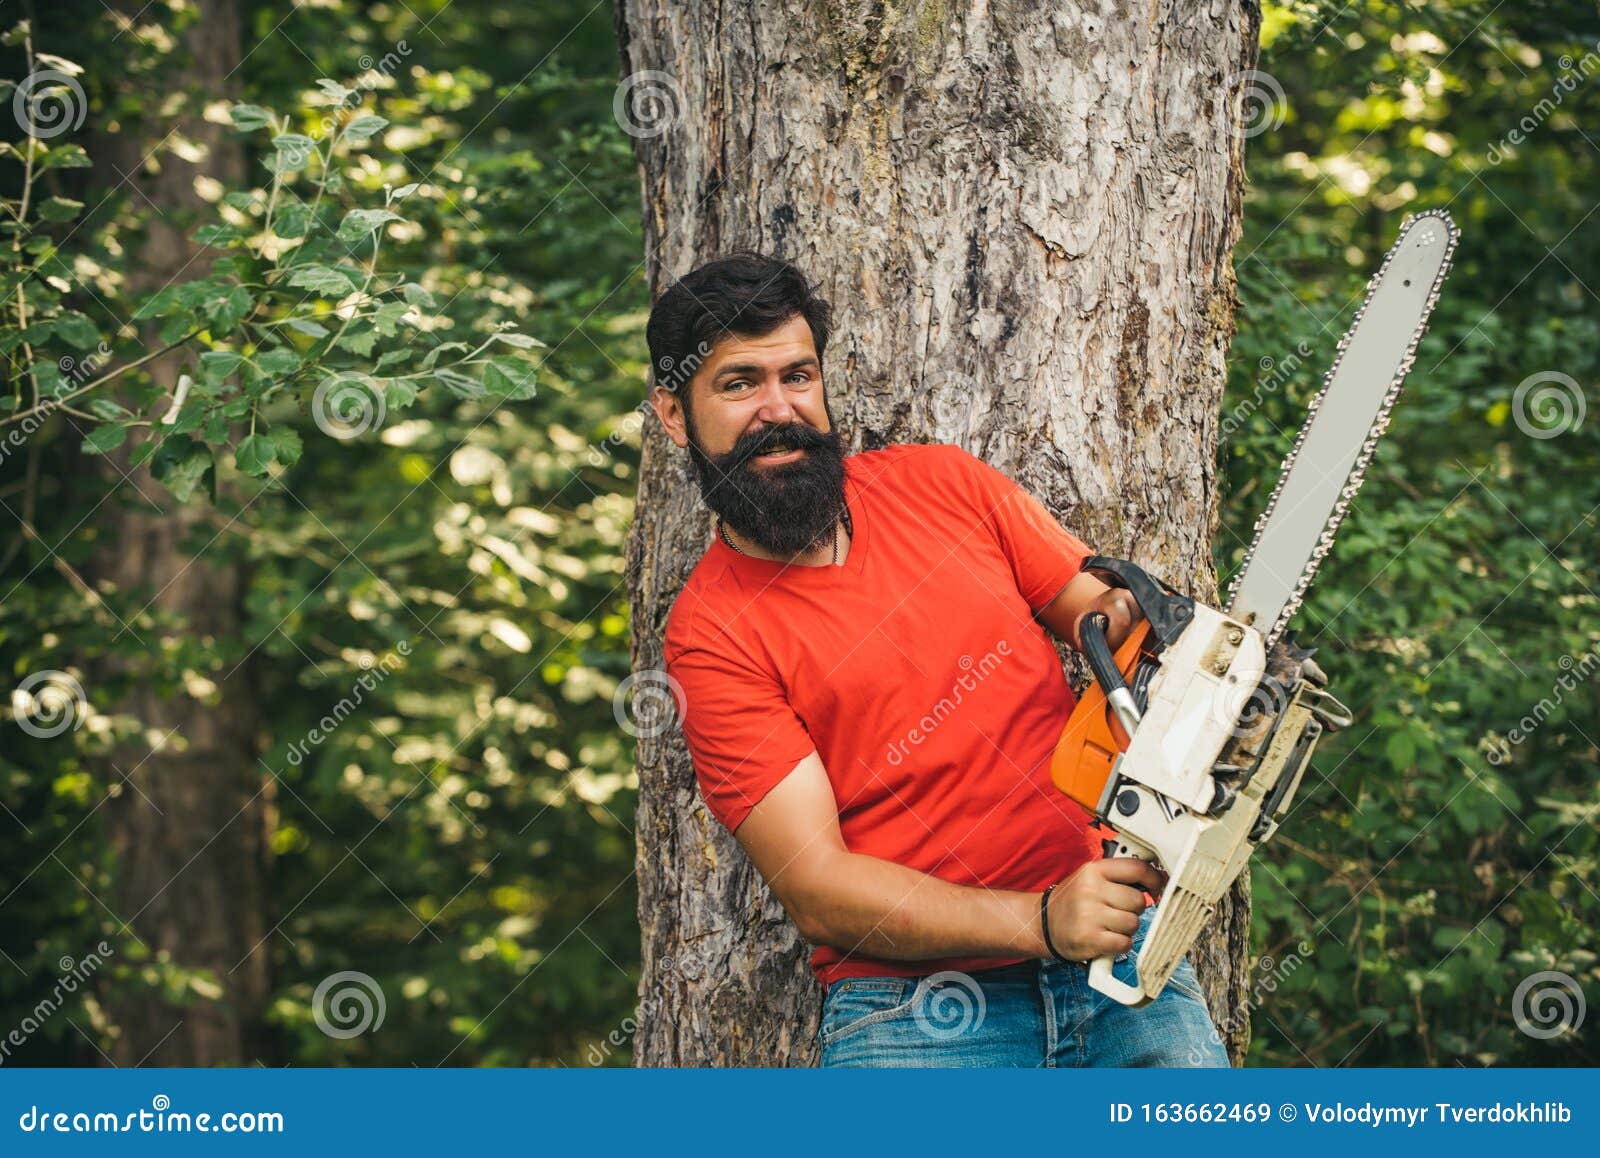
[1,0,1594,1066]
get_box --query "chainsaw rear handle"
[1079,555,1196,651]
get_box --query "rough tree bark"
[619,0,1262,1066]
[88,0,273,1066]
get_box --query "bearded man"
[648,252,1228,1068]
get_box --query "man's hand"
[1043,857,1168,961]
[1036,571,1146,652]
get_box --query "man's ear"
[650,383,689,449]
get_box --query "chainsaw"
[1050,210,1459,1007]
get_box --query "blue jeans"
[818,906,1230,1067]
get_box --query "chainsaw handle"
[1089,955,1147,1006]
[1081,612,1143,737]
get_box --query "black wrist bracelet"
[1040,882,1075,965]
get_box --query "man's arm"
[735,752,1165,962]
[1034,569,1144,652]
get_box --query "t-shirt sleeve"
[953,446,1095,613]
[664,628,818,834]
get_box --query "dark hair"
[645,251,832,402]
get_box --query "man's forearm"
[792,850,1048,961]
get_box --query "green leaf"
[128,437,157,468]
[314,79,352,103]
[283,317,329,339]
[273,202,311,239]
[372,301,410,336]
[255,347,302,378]
[151,437,214,502]
[270,428,303,468]
[37,144,91,171]
[235,433,275,476]
[229,104,273,131]
[434,369,484,399]
[343,115,389,144]
[200,350,243,384]
[285,264,359,296]
[336,209,404,242]
[52,311,99,350]
[206,286,255,336]
[36,197,84,223]
[1385,730,1417,773]
[400,282,434,308]
[336,326,379,357]
[485,357,538,401]
[492,330,547,350]
[271,134,318,172]
[194,223,247,246]
[80,423,128,455]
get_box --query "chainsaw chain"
[1224,209,1460,648]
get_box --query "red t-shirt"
[663,442,1100,987]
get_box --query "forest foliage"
[1,0,1594,1066]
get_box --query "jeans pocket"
[819,978,916,1047]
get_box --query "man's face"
[651,313,847,556]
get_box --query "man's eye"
[786,372,811,384]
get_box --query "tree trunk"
[89,0,273,1067]
[619,0,1262,1066]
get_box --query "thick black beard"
[685,417,847,557]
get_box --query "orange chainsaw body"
[1050,619,1155,813]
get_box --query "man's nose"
[752,379,798,426]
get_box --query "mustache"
[724,421,835,470]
